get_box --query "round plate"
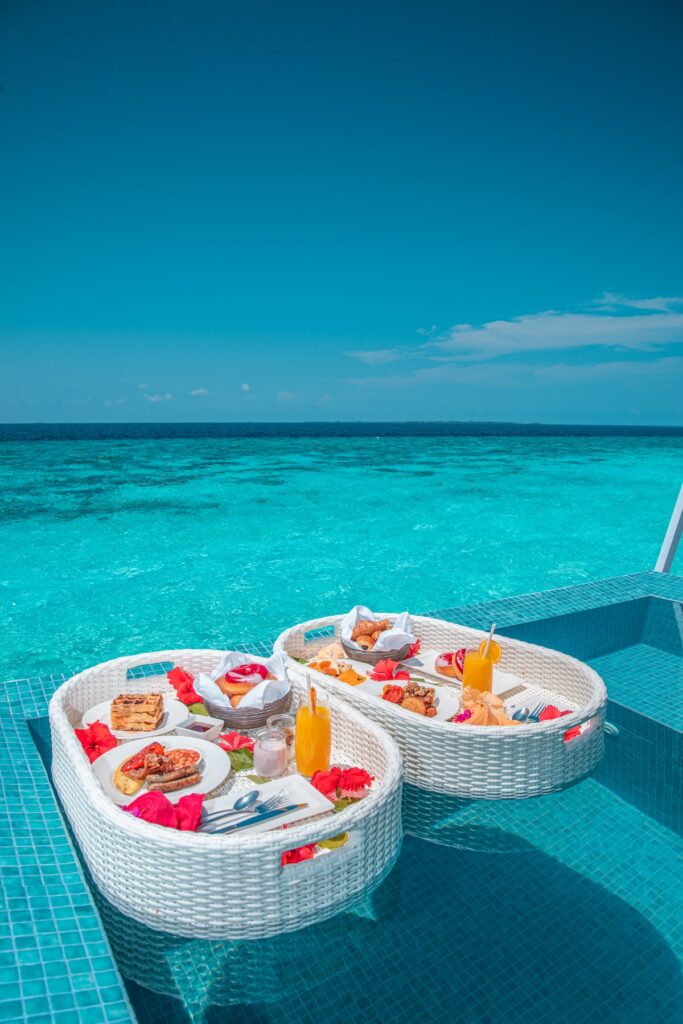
[92,735,231,806]
[82,695,188,740]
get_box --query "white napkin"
[340,606,415,653]
[194,651,290,711]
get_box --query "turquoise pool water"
[1,428,681,681]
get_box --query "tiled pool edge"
[2,570,682,1023]
[0,679,137,1024]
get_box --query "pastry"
[351,618,390,650]
[400,696,427,715]
[111,693,163,732]
[435,650,466,680]
[216,677,255,698]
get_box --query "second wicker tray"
[275,614,606,800]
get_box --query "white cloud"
[144,392,173,402]
[189,388,208,397]
[431,307,683,362]
[341,295,683,374]
[343,296,683,369]
[277,390,298,402]
[592,292,683,312]
[344,347,403,365]
[137,383,149,390]
[240,383,250,392]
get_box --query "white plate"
[82,695,188,740]
[202,775,335,834]
[93,735,231,806]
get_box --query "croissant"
[351,618,390,641]
[356,635,374,649]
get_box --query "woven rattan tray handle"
[279,829,365,880]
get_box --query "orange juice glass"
[463,650,493,693]
[295,694,331,777]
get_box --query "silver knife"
[202,803,307,835]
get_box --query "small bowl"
[175,713,223,743]
[341,638,412,666]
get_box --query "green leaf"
[246,774,271,784]
[186,702,208,716]
[318,833,349,850]
[228,749,254,771]
[332,797,357,813]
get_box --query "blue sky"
[1,0,682,424]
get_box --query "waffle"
[110,693,163,732]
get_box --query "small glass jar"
[267,713,296,765]
[253,727,288,779]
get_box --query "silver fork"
[528,702,547,722]
[202,791,286,826]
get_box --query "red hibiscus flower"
[381,684,404,704]
[538,705,580,743]
[176,793,204,831]
[538,705,572,721]
[407,639,421,659]
[74,721,117,763]
[371,659,410,682]
[218,731,255,753]
[167,665,202,706]
[281,843,317,866]
[338,767,374,799]
[311,766,342,799]
[123,791,204,831]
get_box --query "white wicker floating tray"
[275,614,607,800]
[49,649,403,939]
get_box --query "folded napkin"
[194,651,290,711]
[123,791,204,831]
[340,606,415,653]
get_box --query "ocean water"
[1,424,681,679]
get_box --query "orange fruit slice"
[479,639,502,664]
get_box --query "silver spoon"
[512,707,530,722]
[202,789,260,823]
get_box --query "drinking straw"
[310,685,317,716]
[306,672,312,707]
[483,622,497,658]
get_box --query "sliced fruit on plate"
[435,649,466,680]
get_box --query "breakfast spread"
[110,693,164,732]
[301,613,582,735]
[113,742,202,795]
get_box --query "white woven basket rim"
[49,647,403,854]
[275,613,607,735]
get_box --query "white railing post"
[654,483,683,573]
